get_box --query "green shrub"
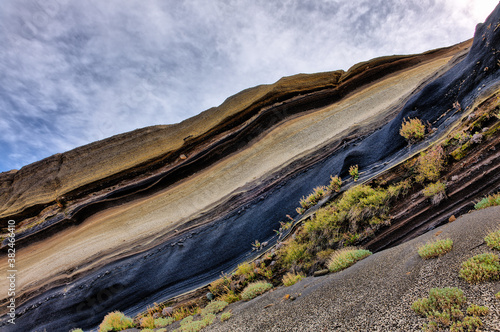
[418,238,453,259]
[466,304,489,316]
[281,241,311,267]
[475,193,500,210]
[140,315,155,329]
[485,229,500,250]
[234,262,255,281]
[218,288,240,304]
[282,272,305,286]
[220,311,232,322]
[459,253,500,283]
[155,317,174,327]
[327,247,372,272]
[412,287,466,330]
[176,313,216,332]
[329,175,342,192]
[99,311,135,332]
[241,281,273,301]
[299,186,329,210]
[415,146,445,183]
[400,117,425,142]
[349,165,359,181]
[201,301,228,316]
[450,316,482,331]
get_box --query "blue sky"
[0,0,498,172]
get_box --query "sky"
[0,0,498,172]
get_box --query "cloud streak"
[0,0,497,171]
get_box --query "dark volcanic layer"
[1,5,500,332]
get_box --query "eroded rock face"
[1,4,500,331]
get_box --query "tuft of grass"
[176,313,216,332]
[220,311,232,322]
[172,306,200,321]
[349,165,359,181]
[415,146,445,183]
[140,315,155,329]
[241,281,273,301]
[299,186,329,210]
[281,241,312,267]
[474,193,500,210]
[218,288,240,304]
[98,311,135,332]
[400,117,425,143]
[70,329,84,332]
[450,316,483,332]
[234,262,256,282]
[459,253,500,284]
[422,182,446,205]
[466,304,489,317]
[201,301,228,316]
[282,272,305,286]
[418,238,453,259]
[327,247,372,272]
[154,317,174,328]
[485,229,500,250]
[329,175,342,192]
[412,287,466,330]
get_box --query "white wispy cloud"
[0,0,497,171]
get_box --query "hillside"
[1,3,500,332]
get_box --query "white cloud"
[0,0,498,171]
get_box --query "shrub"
[485,229,500,250]
[349,165,359,181]
[234,262,255,281]
[282,272,305,286]
[329,175,342,192]
[220,311,232,322]
[281,241,311,267]
[400,117,425,142]
[155,317,174,328]
[459,253,500,283]
[176,313,216,332]
[201,301,228,316]
[418,238,453,259]
[422,182,446,205]
[140,315,155,329]
[70,329,84,332]
[450,316,482,331]
[412,287,466,330]
[218,288,240,304]
[241,281,273,301]
[172,306,200,321]
[327,247,372,272]
[299,186,329,210]
[466,304,489,316]
[474,193,500,210]
[99,311,135,332]
[415,146,445,183]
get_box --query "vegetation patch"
[175,313,216,332]
[201,300,228,316]
[220,311,232,322]
[329,175,342,192]
[422,182,446,205]
[474,193,500,210]
[417,238,453,259]
[349,165,359,181]
[485,229,500,250]
[400,117,426,143]
[282,272,305,286]
[459,253,500,284]
[415,146,445,183]
[99,311,134,332]
[327,247,372,272]
[298,186,329,211]
[241,281,273,301]
[466,304,489,317]
[412,287,467,331]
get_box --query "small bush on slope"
[201,300,228,316]
[415,146,445,183]
[327,247,372,272]
[418,239,453,259]
[282,272,305,286]
[155,317,174,327]
[466,304,489,317]
[400,117,426,143]
[485,229,500,250]
[220,311,232,322]
[241,281,273,301]
[422,182,446,205]
[299,185,329,211]
[329,175,342,192]
[459,253,500,283]
[474,193,500,210]
[412,287,466,330]
[99,311,134,332]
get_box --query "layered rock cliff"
[1,4,500,331]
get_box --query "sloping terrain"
[1,4,500,332]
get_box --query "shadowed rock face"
[1,4,500,331]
